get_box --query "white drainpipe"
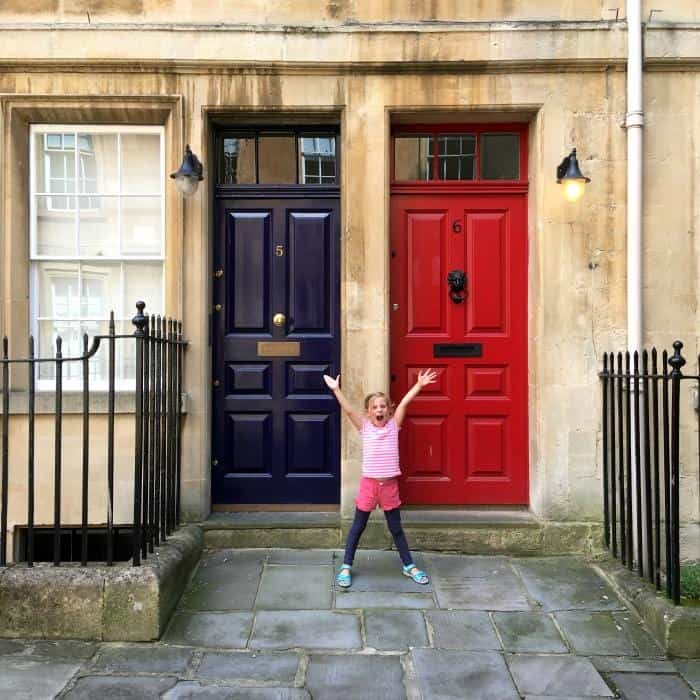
[626,0,643,353]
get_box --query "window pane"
[121,133,161,194]
[81,262,121,318]
[299,136,337,185]
[78,195,119,256]
[80,133,118,194]
[437,135,476,180]
[394,136,432,180]
[481,133,520,180]
[35,196,76,255]
[220,137,256,184]
[121,197,161,255]
[36,261,79,318]
[38,321,80,380]
[124,262,163,317]
[258,135,297,184]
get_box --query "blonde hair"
[364,391,394,413]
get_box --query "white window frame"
[29,124,166,390]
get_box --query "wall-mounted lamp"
[556,148,591,202]
[170,144,204,197]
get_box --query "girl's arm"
[393,368,437,428]
[323,375,363,432]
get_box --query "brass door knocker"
[447,269,467,304]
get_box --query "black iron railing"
[600,341,699,604]
[0,302,186,567]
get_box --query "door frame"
[389,122,529,505]
[210,124,342,507]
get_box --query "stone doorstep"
[202,511,604,556]
[595,557,700,659]
[0,525,203,642]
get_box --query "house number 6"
[275,245,285,257]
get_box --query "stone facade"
[0,2,698,555]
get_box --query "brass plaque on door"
[257,341,301,357]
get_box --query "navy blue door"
[212,197,341,504]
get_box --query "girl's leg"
[343,507,371,567]
[383,508,413,567]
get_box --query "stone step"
[202,510,603,556]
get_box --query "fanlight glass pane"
[437,134,476,180]
[481,133,520,180]
[299,136,337,184]
[220,137,256,184]
[394,136,432,180]
[258,135,297,184]
[121,133,161,194]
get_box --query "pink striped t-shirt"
[359,418,401,479]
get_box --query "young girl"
[323,369,437,588]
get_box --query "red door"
[390,193,528,504]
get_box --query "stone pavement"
[1,550,699,699]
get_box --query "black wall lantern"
[170,144,204,197]
[556,148,591,202]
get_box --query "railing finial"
[669,340,686,373]
[132,301,148,336]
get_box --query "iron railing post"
[668,340,685,604]
[132,302,147,566]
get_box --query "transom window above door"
[217,129,338,186]
[392,125,525,183]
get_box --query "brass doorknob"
[273,313,286,327]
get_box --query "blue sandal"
[403,564,429,585]
[337,565,352,588]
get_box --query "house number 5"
[275,244,285,257]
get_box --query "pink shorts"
[355,476,402,512]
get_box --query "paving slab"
[425,610,501,650]
[554,611,637,656]
[364,610,428,650]
[196,651,300,682]
[180,550,266,612]
[492,612,568,653]
[29,640,97,659]
[162,683,310,699]
[306,653,406,700]
[333,550,432,593]
[334,591,435,609]
[591,656,677,673]
[250,611,362,650]
[256,565,333,609]
[164,611,254,648]
[423,553,514,578]
[62,675,178,699]
[267,550,335,565]
[433,575,531,610]
[513,558,624,612]
[505,654,614,697]
[0,656,82,700]
[607,672,696,700]
[411,649,520,700]
[92,644,194,673]
[612,611,664,657]
[674,660,700,692]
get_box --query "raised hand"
[417,368,437,387]
[323,374,340,391]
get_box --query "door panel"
[213,198,340,504]
[391,193,528,505]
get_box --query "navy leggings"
[343,507,413,567]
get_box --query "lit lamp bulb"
[557,148,590,203]
[563,178,586,202]
[170,144,204,198]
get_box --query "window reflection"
[437,135,476,180]
[394,136,432,180]
[300,136,337,184]
[221,137,256,184]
